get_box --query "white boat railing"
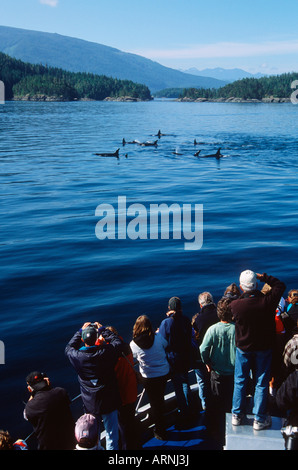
[23,369,198,444]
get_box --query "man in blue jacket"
[65,322,124,450]
[159,297,192,428]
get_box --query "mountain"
[0,25,226,93]
[183,67,266,83]
[0,51,152,101]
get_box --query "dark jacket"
[230,274,286,352]
[282,303,298,339]
[159,312,192,374]
[65,327,124,415]
[276,370,298,426]
[24,387,75,450]
[288,304,298,325]
[192,303,219,348]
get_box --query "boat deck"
[141,412,285,451]
[138,381,223,450]
[142,416,220,450]
[224,413,284,450]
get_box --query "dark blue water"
[1,100,298,438]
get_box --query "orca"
[200,148,223,159]
[94,148,120,158]
[194,139,204,145]
[155,130,176,138]
[138,140,158,147]
[172,150,183,155]
[156,130,165,138]
[122,138,139,145]
[194,150,201,156]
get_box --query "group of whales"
[94,130,223,160]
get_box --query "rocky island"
[176,72,298,104]
[177,96,291,103]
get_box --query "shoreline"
[9,95,291,103]
[176,96,291,103]
[11,94,152,103]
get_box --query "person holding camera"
[282,289,298,340]
[230,270,286,431]
[24,371,75,450]
[65,322,124,450]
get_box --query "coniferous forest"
[178,73,298,101]
[1,50,297,103]
[0,52,152,101]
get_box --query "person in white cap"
[230,270,286,430]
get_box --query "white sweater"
[130,333,169,378]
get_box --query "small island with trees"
[0,52,152,102]
[155,72,298,103]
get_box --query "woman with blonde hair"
[130,315,169,440]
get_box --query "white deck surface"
[224,413,285,450]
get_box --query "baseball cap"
[26,371,48,391]
[240,270,257,292]
[168,296,182,312]
[75,414,98,448]
[81,325,98,345]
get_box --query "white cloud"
[39,0,59,7]
[132,40,298,60]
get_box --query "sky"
[1,0,298,74]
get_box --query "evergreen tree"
[179,72,298,101]
[0,51,152,101]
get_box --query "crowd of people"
[1,269,298,451]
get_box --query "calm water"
[1,100,298,438]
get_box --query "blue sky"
[1,0,298,74]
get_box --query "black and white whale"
[138,140,158,147]
[155,130,176,138]
[94,148,120,158]
[194,150,201,156]
[200,148,223,159]
[122,138,139,145]
[156,130,166,138]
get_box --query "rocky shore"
[13,94,71,102]
[12,94,290,104]
[13,94,151,102]
[176,96,291,103]
[104,96,151,102]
